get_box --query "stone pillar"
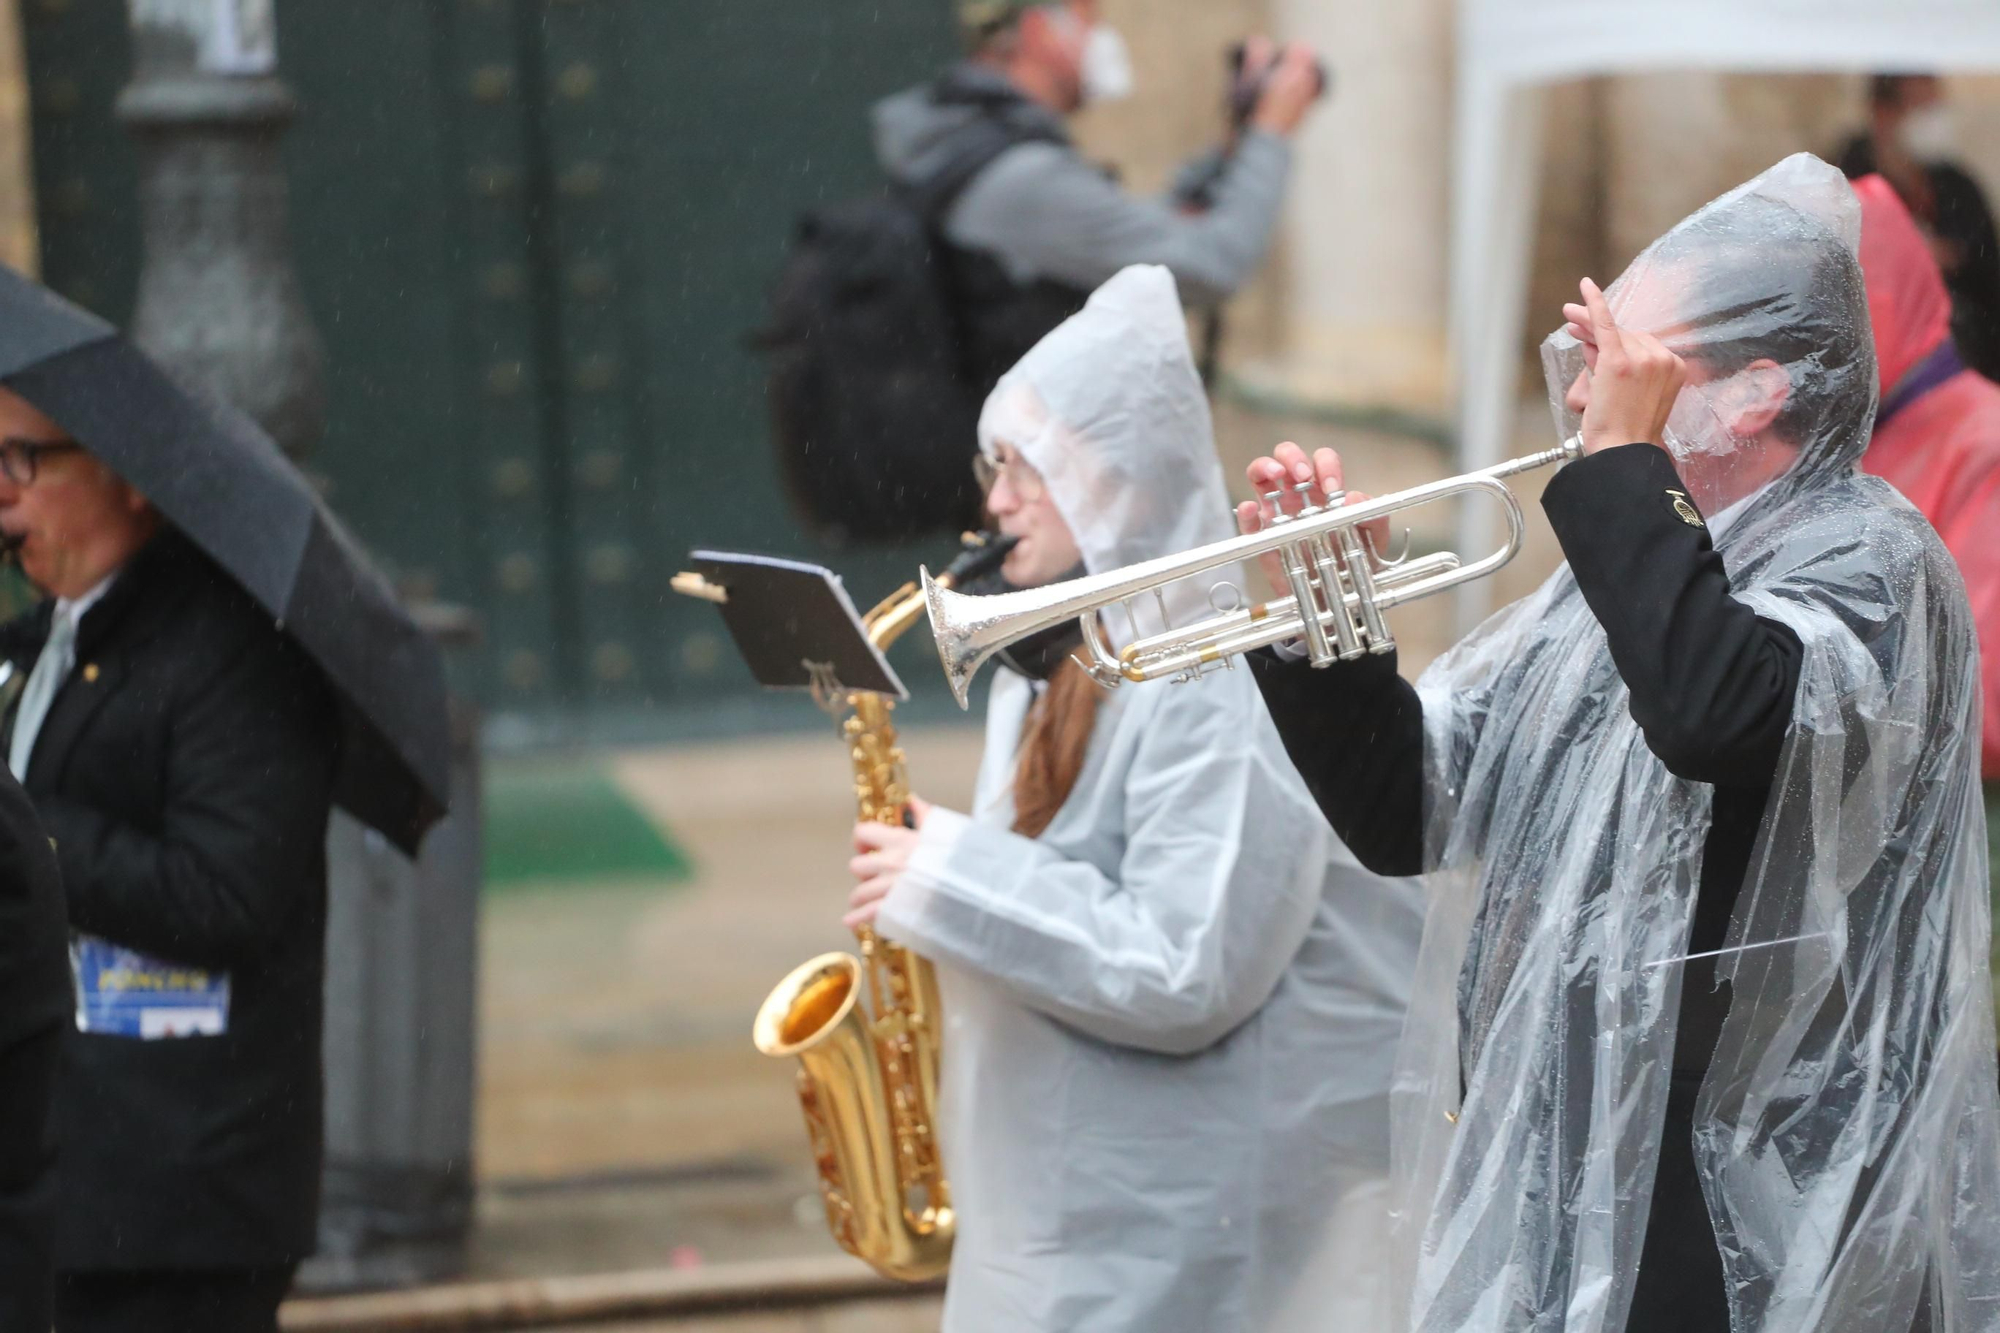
[116,0,325,460]
[304,623,482,1294]
[114,0,479,1293]
[1237,0,1453,412]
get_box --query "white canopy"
[1450,0,2000,625]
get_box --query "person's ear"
[1717,359,1791,438]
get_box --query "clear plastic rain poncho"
[1389,154,2000,1332]
[876,265,1423,1332]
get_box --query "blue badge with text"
[72,934,230,1039]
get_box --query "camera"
[1225,42,1331,130]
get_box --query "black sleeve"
[0,776,63,1333]
[0,1025,57,1333]
[1247,647,1426,876]
[36,633,338,973]
[0,775,66,1052]
[1541,443,1802,787]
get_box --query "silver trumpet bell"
[923,437,1583,709]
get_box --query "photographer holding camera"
[877,1,1323,392]
[762,3,1321,548]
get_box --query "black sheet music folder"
[685,550,908,700]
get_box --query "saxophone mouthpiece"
[941,530,1019,590]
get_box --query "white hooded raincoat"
[878,265,1421,1332]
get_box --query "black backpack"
[759,116,1058,546]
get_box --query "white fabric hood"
[977,264,1241,646]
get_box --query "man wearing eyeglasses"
[0,385,339,1333]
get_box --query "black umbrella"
[0,265,449,855]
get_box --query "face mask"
[1079,24,1135,104]
[1899,104,1958,163]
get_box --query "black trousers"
[1627,1083,1933,1333]
[1628,1081,1727,1333]
[0,1027,61,1333]
[54,1266,296,1333]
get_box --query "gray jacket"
[872,64,1291,309]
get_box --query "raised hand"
[1251,42,1323,137]
[1562,277,1686,456]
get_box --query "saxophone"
[751,534,1014,1282]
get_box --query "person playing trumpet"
[1239,155,2000,1332]
[845,264,1423,1333]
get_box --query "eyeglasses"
[973,452,1045,503]
[0,437,81,487]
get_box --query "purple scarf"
[1875,339,1966,430]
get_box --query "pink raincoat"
[1857,173,2000,776]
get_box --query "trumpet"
[924,438,1582,707]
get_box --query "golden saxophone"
[750,533,1014,1282]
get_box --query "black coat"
[0,768,66,1331]
[1248,443,1806,1333]
[0,529,339,1272]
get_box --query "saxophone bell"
[753,949,953,1281]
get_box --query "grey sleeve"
[943,131,1292,308]
[1167,145,1229,203]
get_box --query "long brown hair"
[1011,656,1106,838]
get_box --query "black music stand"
[682,550,907,702]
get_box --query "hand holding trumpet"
[1561,276,1687,457]
[1233,442,1390,588]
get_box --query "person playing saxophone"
[844,264,1422,1333]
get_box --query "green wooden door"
[23,0,964,731]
